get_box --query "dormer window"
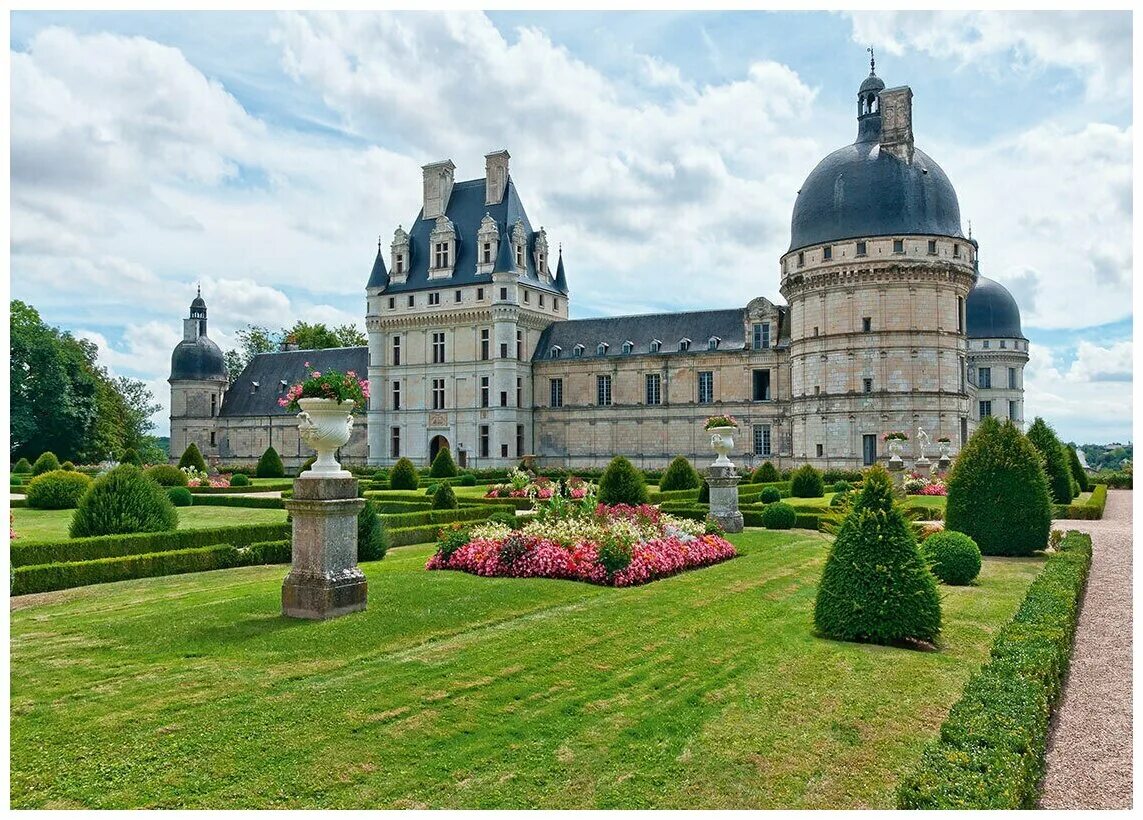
[549,346,562,359]
[395,254,404,274]
[597,342,608,357]
[622,340,633,355]
[650,339,662,353]
[251,381,260,392]
[573,344,585,358]
[708,336,720,350]
[279,380,288,392]
[428,215,457,278]
[434,243,449,268]
[516,244,524,268]
[512,220,527,272]
[679,338,691,352]
[390,225,410,283]
[477,213,499,274]
[533,227,549,277]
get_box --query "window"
[816,443,824,457]
[407,295,415,308]
[753,322,771,350]
[523,290,530,303]
[814,385,820,395]
[480,329,490,361]
[517,330,524,360]
[500,390,508,407]
[549,346,561,359]
[395,254,404,274]
[893,239,904,253]
[708,337,720,350]
[388,297,395,309]
[210,394,217,417]
[516,425,524,458]
[391,426,401,458]
[823,245,832,261]
[862,317,872,333]
[501,444,509,458]
[500,342,508,359]
[392,336,401,366]
[428,292,440,306]
[454,290,462,303]
[500,287,508,301]
[813,326,819,337]
[480,376,489,408]
[957,296,965,333]
[431,378,445,410]
[539,294,545,308]
[553,298,560,311]
[1008,367,1018,390]
[597,342,608,356]
[679,338,691,352]
[856,241,867,257]
[650,339,661,353]
[434,242,450,269]
[392,380,401,410]
[477,287,485,301]
[928,239,937,255]
[646,373,662,405]
[597,375,612,406]
[797,251,805,268]
[979,367,992,389]
[1000,340,1006,349]
[863,434,877,466]
[622,341,633,355]
[479,425,490,458]
[863,378,873,393]
[698,371,714,404]
[752,369,772,401]
[983,340,990,349]
[515,244,524,268]
[573,345,584,358]
[432,332,446,364]
[482,242,492,264]
[516,377,522,407]
[753,424,771,456]
[959,356,966,392]
[209,431,216,446]
[550,378,563,407]
[953,243,961,258]
[1009,400,1019,420]
[979,400,992,418]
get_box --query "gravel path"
[1039,489,1133,809]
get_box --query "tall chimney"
[485,149,510,205]
[878,86,914,164]
[422,159,456,219]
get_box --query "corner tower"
[169,287,229,464]
[779,60,976,468]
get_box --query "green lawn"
[11,530,1041,809]
[11,506,287,542]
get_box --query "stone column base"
[914,457,931,478]
[936,455,951,472]
[282,569,367,620]
[706,465,744,533]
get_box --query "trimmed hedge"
[429,447,459,478]
[168,487,194,507]
[12,544,243,595]
[1054,484,1108,520]
[659,456,701,492]
[759,502,797,530]
[188,481,293,494]
[69,464,178,538]
[189,494,286,509]
[14,457,33,474]
[383,506,497,529]
[177,443,208,473]
[1026,417,1076,504]
[896,532,1093,809]
[11,522,292,568]
[790,464,825,498]
[32,452,61,476]
[432,483,459,510]
[390,458,420,490]
[921,530,982,585]
[751,461,781,483]
[598,456,649,506]
[241,539,291,565]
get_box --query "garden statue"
[703,415,743,532]
[914,427,932,475]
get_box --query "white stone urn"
[937,440,952,459]
[886,437,907,466]
[297,398,355,479]
[709,426,737,468]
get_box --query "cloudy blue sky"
[9,10,1134,444]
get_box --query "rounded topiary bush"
[597,456,649,506]
[921,530,982,586]
[390,457,419,490]
[144,464,188,487]
[61,460,76,471]
[25,470,93,510]
[1026,417,1076,504]
[372,469,388,483]
[168,486,194,507]
[760,501,797,529]
[814,465,941,645]
[11,475,24,487]
[945,416,1052,556]
[790,464,825,498]
[459,473,477,487]
[752,461,781,484]
[697,479,710,504]
[32,451,61,476]
[256,446,286,478]
[659,455,700,492]
[832,480,852,493]
[119,447,142,466]
[432,483,458,510]
[759,486,782,504]
[429,447,459,478]
[177,443,208,474]
[230,473,251,487]
[424,484,439,496]
[357,498,389,562]
[69,465,178,538]
[14,457,33,474]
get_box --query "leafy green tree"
[429,447,459,478]
[1065,444,1089,493]
[1026,417,1076,504]
[256,446,286,478]
[178,443,208,473]
[659,456,700,491]
[223,322,368,383]
[119,448,142,466]
[597,456,649,506]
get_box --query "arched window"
[573,344,585,358]
[622,341,633,355]
[678,338,691,352]
[549,346,562,359]
[596,342,608,357]
[650,339,662,353]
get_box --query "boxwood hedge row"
[188,495,287,510]
[1053,484,1108,520]
[896,531,1093,809]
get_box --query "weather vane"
[868,46,875,74]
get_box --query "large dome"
[967,275,1025,340]
[171,336,228,381]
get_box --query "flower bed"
[427,500,737,587]
[484,469,591,500]
[903,471,948,495]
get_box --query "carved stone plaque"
[428,412,448,429]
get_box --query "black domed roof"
[171,336,228,381]
[859,73,885,94]
[191,295,207,309]
[967,275,1025,340]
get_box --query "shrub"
[168,487,194,507]
[230,473,251,487]
[69,465,178,538]
[1065,446,1089,493]
[119,447,142,466]
[459,473,477,487]
[752,461,781,483]
[1026,417,1076,504]
[256,446,286,478]
[429,447,459,478]
[390,457,419,490]
[760,501,797,529]
[357,498,389,562]
[945,417,1052,556]
[177,443,208,473]
[790,464,825,498]
[432,483,458,510]
[487,510,520,530]
[12,545,242,596]
[832,480,852,493]
[759,486,782,504]
[697,479,710,504]
[424,484,439,496]
[814,465,941,644]
[14,457,33,474]
[25,470,93,510]
[144,464,188,487]
[298,455,317,475]
[32,452,61,476]
[11,475,24,487]
[921,530,982,585]
[372,469,389,482]
[61,460,76,471]
[659,456,701,492]
[598,456,649,506]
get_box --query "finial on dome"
[868,46,875,75]
[196,283,201,298]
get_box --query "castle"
[169,63,1028,472]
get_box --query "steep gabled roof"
[366,247,388,290]
[219,347,368,417]
[533,308,747,361]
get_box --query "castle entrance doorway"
[429,435,449,464]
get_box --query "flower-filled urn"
[883,432,908,466]
[297,398,355,478]
[704,414,739,468]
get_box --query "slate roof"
[966,275,1025,340]
[171,336,228,381]
[370,176,562,296]
[533,308,755,361]
[219,346,368,417]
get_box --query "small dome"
[171,336,228,381]
[859,73,885,94]
[967,275,1025,340]
[190,295,207,309]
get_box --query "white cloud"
[1023,341,1133,442]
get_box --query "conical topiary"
[32,451,61,476]
[659,455,700,492]
[177,443,208,474]
[751,461,780,484]
[429,446,459,478]
[944,416,1052,556]
[120,447,142,466]
[790,464,824,498]
[69,464,178,538]
[256,446,286,478]
[389,457,419,490]
[432,483,458,510]
[14,457,33,474]
[597,456,649,506]
[813,465,942,645]
[1065,443,1090,494]
[1026,417,1076,504]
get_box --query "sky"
[8,10,1134,445]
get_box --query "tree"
[1026,417,1076,504]
[1065,444,1090,493]
[390,458,419,490]
[223,321,368,383]
[178,443,208,473]
[429,447,459,478]
[659,456,701,491]
[223,325,278,383]
[597,456,649,506]
[256,446,286,478]
[790,464,825,498]
[752,461,781,483]
[285,321,367,350]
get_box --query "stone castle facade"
[170,64,1028,472]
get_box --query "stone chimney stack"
[879,86,914,164]
[422,159,456,219]
[485,149,510,205]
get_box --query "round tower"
[966,271,1029,429]
[779,62,977,468]
[169,287,229,464]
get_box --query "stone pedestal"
[887,458,906,493]
[282,476,367,620]
[914,457,931,479]
[706,465,743,533]
[937,455,951,473]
